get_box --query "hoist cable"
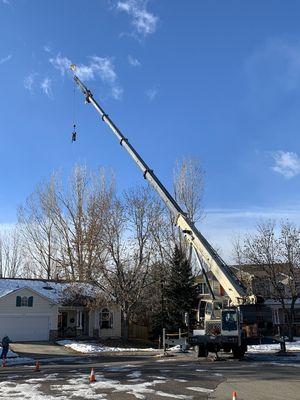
[71,66,77,142]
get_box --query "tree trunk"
[122,312,129,342]
[288,298,297,342]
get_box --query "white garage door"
[0,315,50,341]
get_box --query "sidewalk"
[210,377,300,400]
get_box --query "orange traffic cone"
[89,368,96,383]
[232,391,237,400]
[34,361,40,372]
[2,358,6,368]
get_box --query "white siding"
[0,288,58,341]
[99,305,121,338]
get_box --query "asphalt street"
[0,352,299,399]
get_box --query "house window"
[100,308,113,329]
[16,296,33,307]
[21,296,28,307]
[196,283,210,295]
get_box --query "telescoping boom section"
[73,73,248,306]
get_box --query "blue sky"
[1,0,300,260]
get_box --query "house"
[231,264,300,335]
[195,271,227,301]
[0,278,121,342]
[196,265,300,335]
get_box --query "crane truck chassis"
[72,69,274,359]
[189,303,272,359]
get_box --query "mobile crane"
[72,69,272,359]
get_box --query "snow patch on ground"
[56,375,167,399]
[57,340,157,353]
[149,375,167,380]
[0,347,34,366]
[0,381,66,400]
[0,347,19,358]
[26,373,64,383]
[0,369,214,399]
[155,391,192,399]
[5,357,34,365]
[248,340,300,353]
[127,371,142,378]
[187,386,214,393]
[167,345,186,353]
[7,348,19,358]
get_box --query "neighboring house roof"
[231,263,300,281]
[231,263,292,273]
[0,278,100,304]
[0,286,58,304]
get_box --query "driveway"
[10,342,79,359]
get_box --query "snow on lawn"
[0,346,34,365]
[0,347,19,358]
[57,339,157,353]
[248,339,300,353]
[5,357,34,365]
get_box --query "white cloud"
[90,56,117,83]
[128,55,141,67]
[111,85,123,100]
[146,86,158,101]
[50,54,123,100]
[43,45,51,53]
[41,77,53,98]
[23,73,53,98]
[116,0,158,38]
[271,151,300,179]
[49,54,71,76]
[23,73,36,92]
[0,54,12,65]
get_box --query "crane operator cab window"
[205,301,223,320]
[222,310,238,332]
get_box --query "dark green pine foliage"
[165,244,196,331]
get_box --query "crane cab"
[197,299,228,323]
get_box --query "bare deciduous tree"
[47,166,114,280]
[18,180,58,279]
[233,219,300,340]
[0,227,23,278]
[19,166,114,281]
[173,156,205,263]
[100,186,161,340]
[173,156,205,223]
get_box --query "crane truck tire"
[195,345,209,358]
[232,344,247,360]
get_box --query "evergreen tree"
[164,244,196,331]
